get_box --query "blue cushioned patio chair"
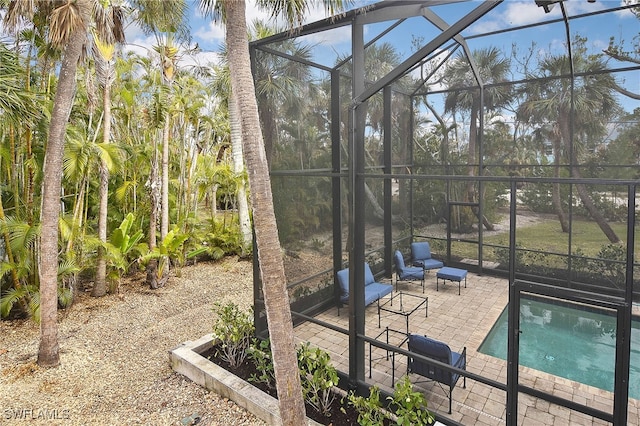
[407,334,466,414]
[393,250,425,293]
[411,241,444,272]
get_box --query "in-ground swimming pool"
[478,297,640,399]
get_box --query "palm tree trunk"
[558,113,620,243]
[225,2,306,424]
[147,139,160,289]
[94,82,111,297]
[38,20,87,368]
[229,90,252,253]
[158,110,171,282]
[161,112,170,240]
[467,102,494,231]
[466,103,478,204]
[551,131,570,232]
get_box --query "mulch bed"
[205,347,368,425]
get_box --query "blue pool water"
[478,298,640,399]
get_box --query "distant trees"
[518,37,622,243]
[444,47,512,232]
[0,1,245,364]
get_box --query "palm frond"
[0,286,30,318]
[48,0,89,48]
[57,259,80,279]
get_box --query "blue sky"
[121,0,638,112]
[123,1,638,68]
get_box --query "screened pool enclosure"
[249,1,639,424]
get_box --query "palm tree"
[2,0,186,366]
[128,0,189,288]
[199,1,351,424]
[210,52,253,252]
[4,0,93,367]
[222,4,306,423]
[92,2,126,297]
[444,47,512,231]
[603,1,640,100]
[518,37,622,243]
[0,41,42,316]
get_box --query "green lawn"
[448,218,639,263]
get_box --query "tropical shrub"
[345,377,434,425]
[202,216,245,259]
[344,385,387,426]
[0,218,76,320]
[387,376,434,425]
[297,342,339,416]
[138,226,189,280]
[587,243,627,288]
[211,302,254,368]
[248,338,274,389]
[97,213,145,290]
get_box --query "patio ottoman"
[436,267,467,295]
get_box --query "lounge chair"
[407,334,466,414]
[411,241,444,272]
[393,250,425,292]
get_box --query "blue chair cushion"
[408,334,456,385]
[395,250,424,280]
[418,258,444,270]
[364,282,393,305]
[337,263,392,304]
[337,268,350,302]
[411,242,444,270]
[364,262,375,286]
[411,242,432,261]
[436,267,467,281]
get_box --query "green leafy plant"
[211,302,254,368]
[569,247,591,276]
[297,342,339,417]
[387,375,434,425]
[345,378,434,425]
[203,216,245,259]
[0,260,78,322]
[138,226,189,280]
[588,243,627,287]
[248,338,275,389]
[344,385,388,426]
[0,218,77,320]
[105,213,144,287]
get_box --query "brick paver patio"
[293,272,640,425]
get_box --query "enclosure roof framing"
[251,0,472,49]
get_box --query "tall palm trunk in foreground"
[224,1,306,424]
[38,5,89,368]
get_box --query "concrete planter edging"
[169,334,321,426]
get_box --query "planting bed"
[169,334,367,425]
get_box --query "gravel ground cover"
[0,257,265,426]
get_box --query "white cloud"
[193,21,225,47]
[468,1,553,34]
[470,0,629,34]
[614,0,640,18]
[123,34,157,56]
[181,50,223,69]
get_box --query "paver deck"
[293,272,640,425]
